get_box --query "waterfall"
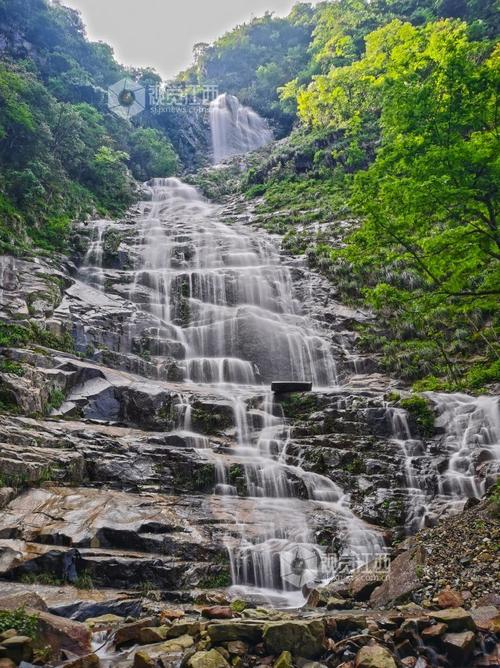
[78,176,387,606]
[209,94,273,164]
[388,393,500,532]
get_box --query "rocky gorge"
[0,97,498,668]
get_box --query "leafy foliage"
[0,0,180,252]
[0,608,39,638]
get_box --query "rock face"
[370,547,425,607]
[0,174,498,668]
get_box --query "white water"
[76,97,498,606]
[79,176,387,605]
[388,393,500,532]
[210,94,273,164]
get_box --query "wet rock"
[84,613,124,629]
[437,587,463,609]
[430,608,475,632]
[0,635,33,663]
[189,649,230,668]
[470,606,500,633]
[138,626,170,644]
[54,598,142,622]
[134,650,156,668]
[160,609,185,622]
[263,620,325,659]
[443,631,476,665]
[370,547,425,607]
[326,597,350,610]
[0,659,15,668]
[165,621,200,639]
[202,606,234,619]
[354,642,397,668]
[207,622,264,644]
[36,610,92,659]
[58,654,100,668]
[0,592,48,611]
[227,641,248,656]
[421,622,447,639]
[114,617,159,647]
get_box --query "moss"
[400,394,435,437]
[345,456,365,475]
[191,405,232,434]
[199,571,231,588]
[279,392,319,419]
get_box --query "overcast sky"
[62,0,307,79]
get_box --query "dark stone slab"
[271,382,312,393]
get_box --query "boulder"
[0,660,15,668]
[263,620,325,659]
[36,610,92,658]
[437,587,464,609]
[114,617,159,647]
[326,597,350,610]
[443,631,476,665]
[134,650,156,668]
[138,626,170,644]
[201,606,233,620]
[370,547,425,607]
[430,608,476,632]
[165,621,200,639]
[84,614,124,629]
[470,606,500,633]
[354,643,397,668]
[0,592,48,612]
[421,622,447,639]
[330,613,367,633]
[227,641,248,656]
[0,635,32,664]
[189,649,230,668]
[207,622,264,644]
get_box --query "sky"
[62,0,306,79]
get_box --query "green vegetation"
[0,322,74,353]
[20,572,64,586]
[0,0,179,253]
[400,395,436,437]
[46,388,65,413]
[198,572,231,588]
[0,358,25,376]
[74,570,94,589]
[225,1,499,393]
[0,608,39,639]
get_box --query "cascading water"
[209,93,273,164]
[79,176,387,606]
[388,393,500,532]
[75,98,498,607]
